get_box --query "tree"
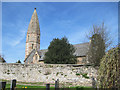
[0,54,6,63]
[44,37,77,64]
[87,23,112,66]
[87,33,105,66]
[16,60,21,63]
[97,46,120,88]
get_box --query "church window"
[32,44,34,49]
[28,35,29,41]
[35,54,38,60]
[37,36,39,41]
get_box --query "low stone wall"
[0,63,98,86]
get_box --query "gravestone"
[92,76,96,88]
[55,79,59,90]
[0,82,6,90]
[10,79,16,90]
[46,83,50,90]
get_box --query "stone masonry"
[0,63,98,87]
[25,8,40,59]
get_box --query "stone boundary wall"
[0,63,98,86]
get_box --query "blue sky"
[2,2,118,63]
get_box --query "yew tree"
[44,37,77,64]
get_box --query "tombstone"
[10,79,16,90]
[92,76,96,88]
[0,82,6,90]
[46,83,50,90]
[55,79,59,90]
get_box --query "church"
[24,8,89,64]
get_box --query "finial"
[34,8,36,10]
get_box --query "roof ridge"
[73,42,89,45]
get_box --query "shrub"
[97,46,120,88]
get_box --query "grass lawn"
[2,79,92,89]
[5,84,92,90]
[6,84,49,88]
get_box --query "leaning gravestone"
[10,79,16,90]
[0,81,6,90]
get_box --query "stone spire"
[25,8,40,60]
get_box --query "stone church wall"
[0,63,98,86]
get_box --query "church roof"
[38,42,89,60]
[24,49,36,63]
[24,42,89,63]
[73,42,89,56]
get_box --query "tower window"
[37,36,39,41]
[35,54,38,60]
[32,44,34,49]
[28,35,29,41]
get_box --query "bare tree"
[86,22,112,66]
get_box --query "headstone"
[46,83,50,90]
[55,79,59,90]
[10,79,16,90]
[0,82,6,90]
[92,76,96,88]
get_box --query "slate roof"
[37,42,89,60]
[24,49,36,63]
[24,42,89,63]
[37,49,48,60]
[73,42,89,56]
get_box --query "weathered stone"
[25,8,40,61]
[0,63,97,87]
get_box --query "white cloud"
[3,28,27,47]
[10,29,27,46]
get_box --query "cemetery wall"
[0,63,98,86]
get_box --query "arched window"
[35,54,38,60]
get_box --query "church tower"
[25,8,40,59]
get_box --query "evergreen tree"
[0,55,6,63]
[16,60,21,63]
[44,37,77,64]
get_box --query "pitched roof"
[38,42,89,58]
[37,49,48,60]
[24,49,36,63]
[73,42,89,56]
[24,42,89,62]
